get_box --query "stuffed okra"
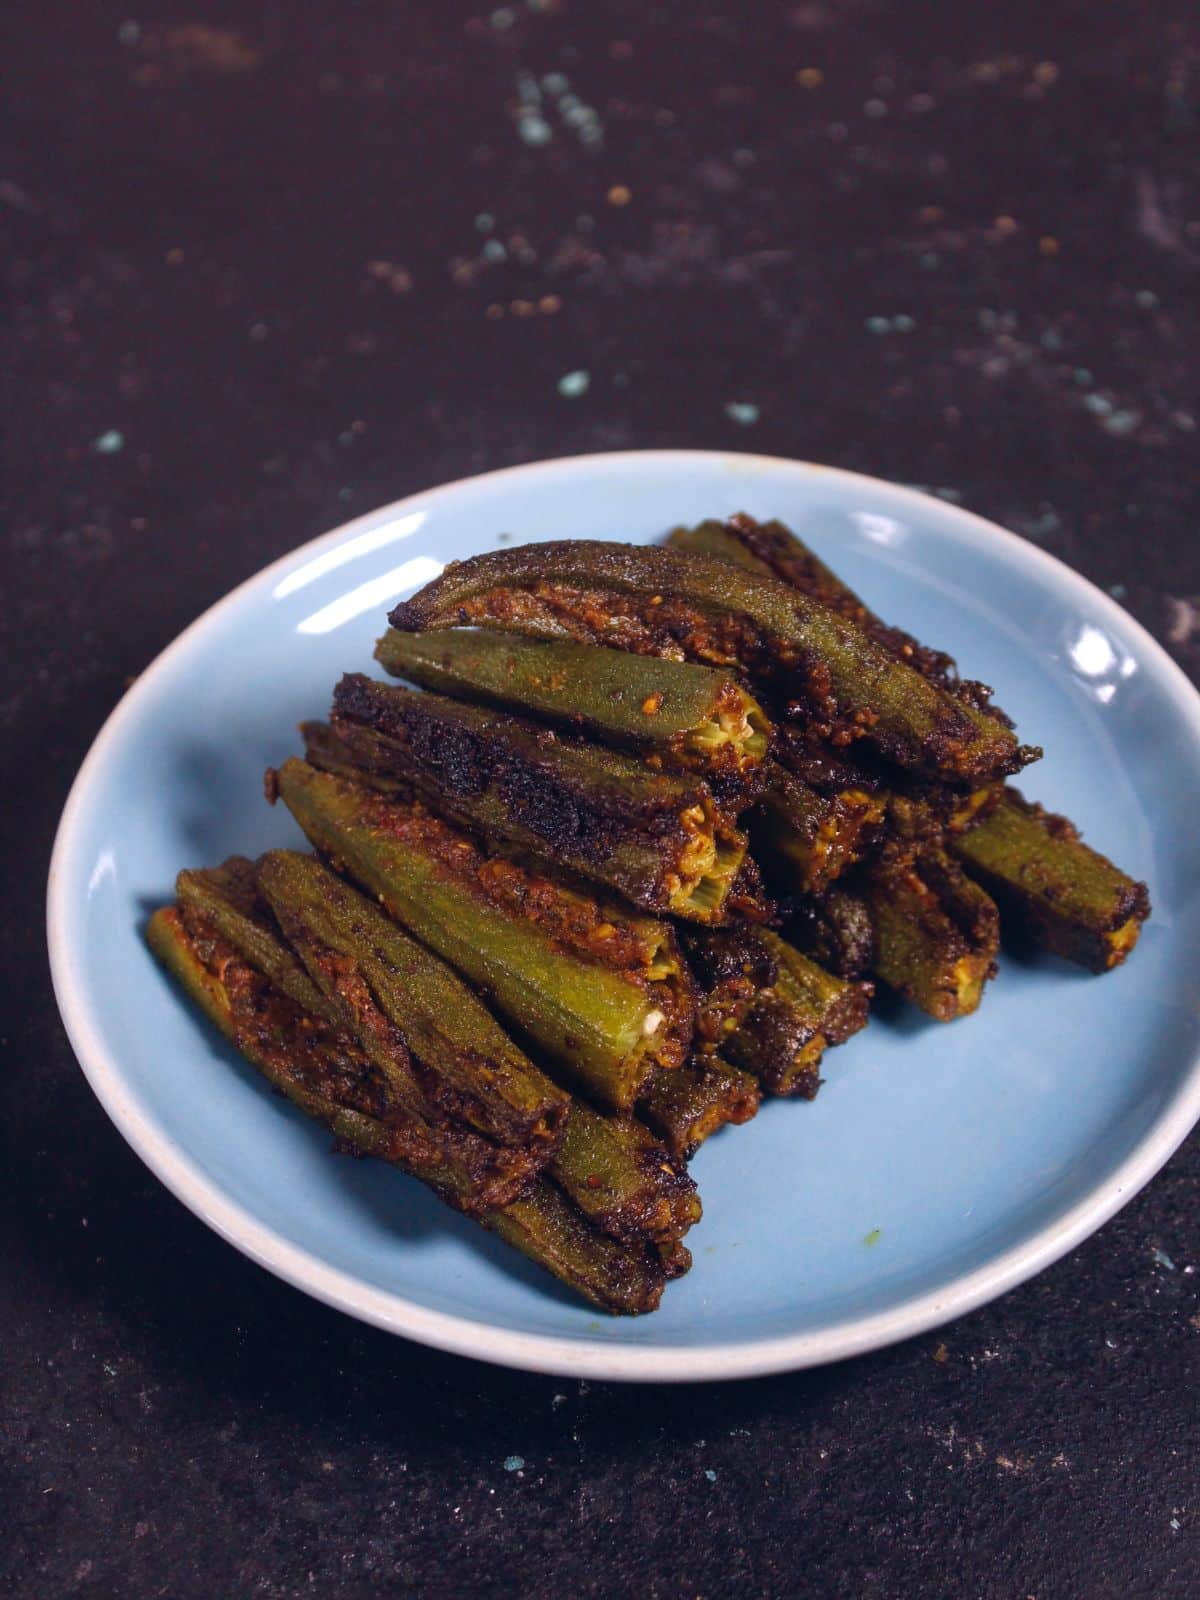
[681,925,780,1055]
[147,906,667,1313]
[952,788,1149,971]
[669,514,993,712]
[255,850,570,1151]
[271,758,695,1111]
[556,1102,700,1242]
[376,628,771,779]
[677,514,1148,975]
[862,846,1000,1020]
[152,901,535,1213]
[314,674,751,923]
[173,853,698,1249]
[788,887,878,979]
[752,762,886,896]
[638,1057,762,1161]
[389,541,1035,784]
[725,930,871,1097]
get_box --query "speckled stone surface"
[4,3,1199,1595]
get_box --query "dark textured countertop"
[4,3,1198,1595]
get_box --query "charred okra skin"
[951,788,1149,971]
[321,674,750,923]
[255,850,570,1151]
[680,924,779,1055]
[389,541,1034,784]
[376,628,771,778]
[273,759,695,1111]
[147,907,666,1314]
[788,887,877,980]
[752,762,886,896]
[724,998,824,1099]
[638,1057,761,1161]
[862,847,1000,1021]
[724,931,871,1098]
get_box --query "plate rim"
[46,448,1200,1383]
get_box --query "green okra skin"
[862,847,1000,1021]
[669,516,970,704]
[175,857,335,1021]
[272,759,695,1111]
[322,676,750,924]
[485,1181,667,1315]
[638,1057,761,1161]
[668,516,846,596]
[148,907,666,1313]
[389,540,1033,783]
[751,763,886,896]
[951,787,1150,972]
[375,627,772,778]
[256,850,570,1151]
[552,1102,699,1244]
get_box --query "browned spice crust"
[177,904,540,1212]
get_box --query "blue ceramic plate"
[48,452,1200,1381]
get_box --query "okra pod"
[764,929,872,1047]
[323,674,750,923]
[150,904,535,1213]
[390,541,1034,783]
[174,854,696,1248]
[680,925,779,1054]
[752,762,886,895]
[951,788,1149,971]
[687,515,1149,964]
[375,628,771,778]
[724,932,870,1097]
[148,907,666,1313]
[788,887,877,979]
[862,846,1000,1020]
[148,904,432,1164]
[553,1102,699,1243]
[272,759,695,1110]
[669,514,989,710]
[724,999,824,1099]
[884,782,1002,845]
[486,1180,667,1315]
[256,850,570,1151]
[638,1057,762,1161]
[176,856,333,1020]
